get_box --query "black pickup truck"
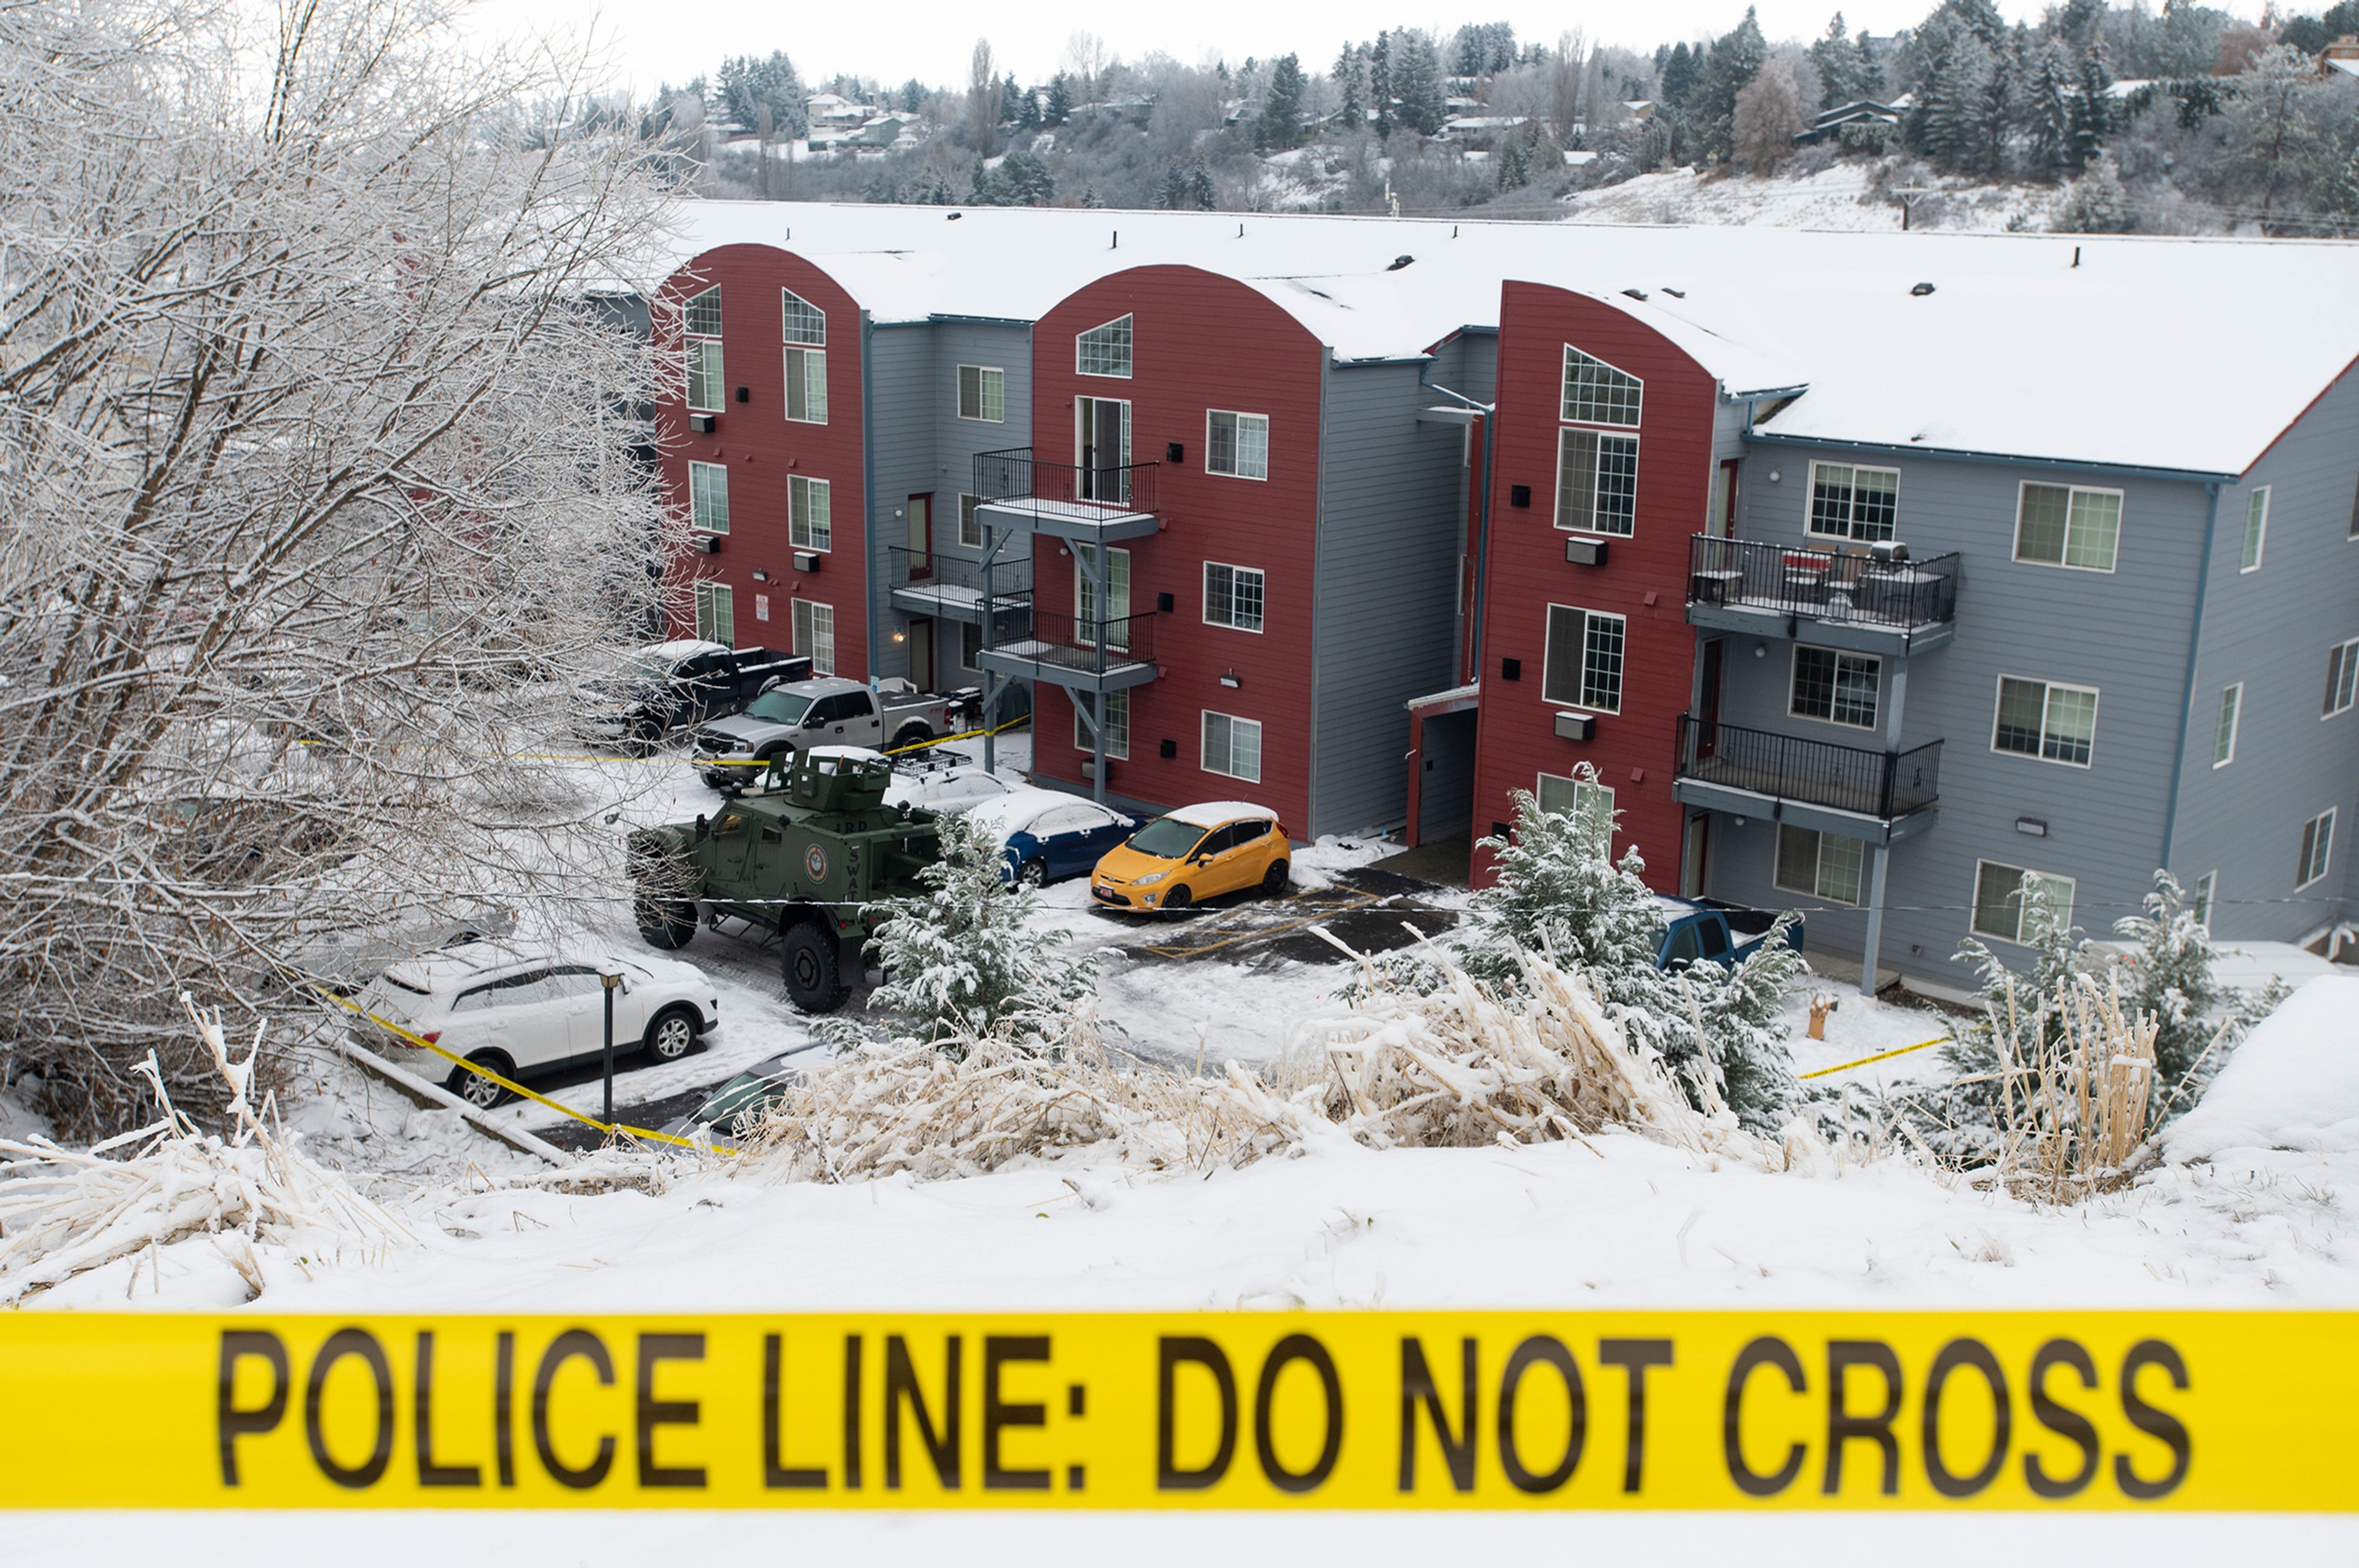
[576,640,812,752]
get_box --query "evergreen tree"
[1370,32,1395,138]
[2071,40,2113,164]
[2314,134,2359,237]
[1255,52,1307,151]
[900,79,925,114]
[1811,12,1866,107]
[1661,41,1701,106]
[1391,29,1447,136]
[1186,162,1216,209]
[1921,30,1998,171]
[717,51,808,136]
[2027,39,2075,169]
[1045,72,1073,126]
[1334,44,1366,127]
[996,149,1055,205]
[1688,8,1769,162]
[998,72,1023,125]
[1017,83,1042,130]
[1494,131,1533,190]
[2111,872,2285,1102]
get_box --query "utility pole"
[1894,183,1931,230]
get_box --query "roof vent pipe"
[2073,246,2081,268]
[1112,230,1118,249]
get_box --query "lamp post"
[600,970,620,1128]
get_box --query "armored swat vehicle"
[627,748,941,1013]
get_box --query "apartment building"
[647,204,2359,988]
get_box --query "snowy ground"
[1562,162,2058,233]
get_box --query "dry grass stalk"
[0,997,412,1303]
[1991,975,2162,1202]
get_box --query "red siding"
[1028,267,1325,831]
[1468,283,1717,889]
[655,245,869,675]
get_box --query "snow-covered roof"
[664,202,2359,476]
[1164,800,1278,827]
[641,638,727,660]
[2328,57,2359,79]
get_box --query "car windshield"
[743,690,814,725]
[616,655,677,684]
[1127,816,1208,859]
[692,1063,798,1125]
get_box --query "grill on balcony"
[973,448,1160,534]
[975,608,1158,692]
[1675,714,1941,824]
[1688,536,1960,651]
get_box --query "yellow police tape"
[297,714,1030,766]
[0,1309,2347,1510]
[1797,1037,1947,1080]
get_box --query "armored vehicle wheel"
[633,889,697,950]
[781,922,851,1013]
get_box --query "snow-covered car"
[971,789,1139,886]
[351,939,719,1108]
[885,754,1029,816]
[689,676,978,787]
[659,1050,816,1140]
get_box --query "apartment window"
[2349,473,2358,540]
[1076,314,1133,378]
[686,338,723,414]
[958,494,985,548]
[1555,428,1640,537]
[1536,771,1614,835]
[1542,604,1625,714]
[958,365,1004,423]
[780,288,825,346]
[1790,646,1881,730]
[1559,345,1642,428]
[792,598,835,675]
[687,460,729,533]
[2241,486,2269,572]
[1993,675,2099,768]
[2298,809,2336,890]
[2191,871,2216,930]
[1203,562,1265,632]
[2326,638,2359,717]
[1807,462,1900,543]
[1972,862,2076,944]
[789,475,831,552]
[958,620,982,673]
[1207,410,1270,479]
[783,346,827,423]
[2014,482,2122,571]
[1202,710,1262,782]
[1775,825,1863,906]
[684,285,722,338]
[2214,683,2242,767]
[694,581,734,647]
[1073,691,1131,760]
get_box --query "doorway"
[1696,638,1724,757]
[1074,543,1131,651]
[1709,458,1739,537]
[907,617,934,691]
[907,493,932,577]
[1076,398,1131,504]
[1681,814,1711,899]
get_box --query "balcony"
[1686,536,1960,655]
[1672,715,1941,843]
[971,448,1161,544]
[886,547,1032,626]
[974,609,1159,694]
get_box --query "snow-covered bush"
[863,809,1101,1049]
[2107,871,2284,1110]
[2052,150,2132,232]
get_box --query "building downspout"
[1419,371,1495,681]
[1857,659,1910,998]
[859,308,880,680]
[2159,481,2224,874]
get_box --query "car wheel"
[890,722,933,752]
[633,888,697,950]
[1262,859,1291,895]
[447,1055,514,1109]
[1018,857,1048,889]
[1161,884,1192,911]
[643,1005,700,1062]
[781,922,850,1014]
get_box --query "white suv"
[353,940,719,1107]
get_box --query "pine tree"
[2071,39,2113,165]
[2051,148,2130,231]
[1495,132,1533,190]
[1045,72,1073,126]
[1921,30,1998,171]
[996,149,1055,205]
[2110,872,2284,1104]
[998,72,1022,126]
[1661,41,1700,106]
[1334,44,1366,127]
[1391,29,1447,136]
[1186,162,1216,209]
[1256,53,1306,151]
[2027,39,2075,169]
[1811,12,1864,109]
[1688,7,1769,162]
[717,51,808,136]
[1915,875,2084,1164]
[1017,83,1042,130]
[865,811,1100,1050]
[1370,31,1395,139]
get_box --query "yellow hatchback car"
[1090,802,1291,911]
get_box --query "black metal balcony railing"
[1675,714,1941,820]
[982,609,1157,679]
[974,447,1160,514]
[1688,536,1960,630]
[886,546,1033,599]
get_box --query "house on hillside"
[1791,99,1904,145]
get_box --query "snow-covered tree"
[2025,40,2076,169]
[2052,149,2131,230]
[1811,12,1869,108]
[2218,45,2337,233]
[1256,53,1307,151]
[2108,872,2285,1108]
[1390,31,1449,136]
[1334,44,1366,128]
[1689,8,1770,162]
[865,811,1100,1050]
[1046,72,1074,126]
[718,51,808,136]
[1732,53,1810,173]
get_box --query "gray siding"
[1704,445,2212,985]
[2170,365,2359,941]
[1310,360,1474,837]
[863,322,934,684]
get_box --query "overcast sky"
[465,0,2264,99]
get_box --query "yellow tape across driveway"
[0,1310,2349,1510]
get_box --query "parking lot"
[1102,865,1458,967]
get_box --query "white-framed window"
[1536,771,1614,836]
[789,475,831,552]
[686,339,723,414]
[1207,410,1270,479]
[2298,808,2336,890]
[1972,861,2076,944]
[2214,683,2242,766]
[1073,690,1131,760]
[792,598,835,675]
[2191,870,2217,931]
[1203,562,1265,632]
[1559,345,1642,427]
[694,580,734,647]
[1541,604,1625,714]
[2350,472,2359,540]
[2326,638,2359,718]
[1076,314,1133,378]
[781,288,825,346]
[684,284,723,339]
[783,346,827,423]
[958,493,985,548]
[687,460,729,533]
[1775,825,1863,906]
[958,620,982,673]
[1202,710,1262,782]
[1993,674,2099,768]
[2014,481,2122,572]
[1790,646,1881,730]
[1807,461,1901,543]
[958,364,1004,422]
[2241,486,2269,573]
[1555,427,1640,537]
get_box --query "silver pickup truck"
[691,676,979,790]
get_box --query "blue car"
[976,790,1140,887]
